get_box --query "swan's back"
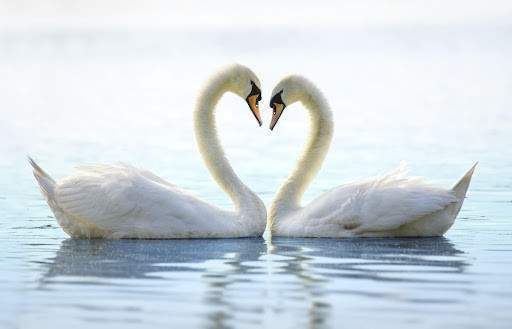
[290,164,475,237]
[30,160,238,238]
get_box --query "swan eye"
[248,80,261,98]
[269,90,285,109]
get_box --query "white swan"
[30,64,267,239]
[267,75,476,238]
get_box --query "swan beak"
[246,95,263,126]
[269,103,285,131]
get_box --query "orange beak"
[246,94,262,126]
[269,103,285,131]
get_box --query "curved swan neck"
[271,79,333,217]
[194,71,263,216]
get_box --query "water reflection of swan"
[39,238,469,328]
[43,238,267,280]
[266,237,468,327]
[271,237,468,281]
[41,238,268,328]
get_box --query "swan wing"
[54,163,199,228]
[306,164,458,232]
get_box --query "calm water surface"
[1,26,512,328]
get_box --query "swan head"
[268,75,313,130]
[224,64,263,126]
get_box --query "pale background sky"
[1,0,511,30]
[1,0,510,201]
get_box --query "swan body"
[30,64,266,239]
[268,75,476,238]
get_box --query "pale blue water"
[1,25,512,328]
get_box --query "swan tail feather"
[28,157,56,199]
[449,162,477,219]
[452,162,477,199]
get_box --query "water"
[1,24,512,328]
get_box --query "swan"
[267,75,476,238]
[29,64,267,239]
